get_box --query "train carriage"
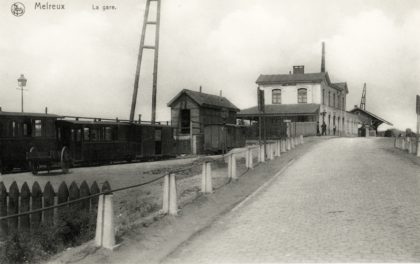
[0,112,61,174]
[0,111,176,175]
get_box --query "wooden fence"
[0,180,110,236]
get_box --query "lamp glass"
[18,74,27,87]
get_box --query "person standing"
[321,122,327,136]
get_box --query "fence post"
[248,147,254,169]
[42,182,54,227]
[245,148,250,168]
[8,182,19,233]
[95,183,116,250]
[20,183,30,232]
[205,162,212,193]
[0,182,7,237]
[228,153,238,180]
[169,173,178,215]
[161,175,169,214]
[260,145,265,163]
[281,139,286,152]
[268,144,274,160]
[275,140,281,157]
[201,162,213,194]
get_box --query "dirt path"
[47,136,328,264]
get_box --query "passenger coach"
[0,111,175,174]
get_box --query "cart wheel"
[29,147,39,175]
[61,147,71,174]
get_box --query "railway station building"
[238,65,360,137]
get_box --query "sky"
[1,0,419,131]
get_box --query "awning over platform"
[238,104,320,117]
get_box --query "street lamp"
[17,74,27,112]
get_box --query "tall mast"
[321,42,326,73]
[360,83,366,110]
[129,0,162,123]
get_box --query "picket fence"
[0,180,111,236]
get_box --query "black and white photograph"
[1,0,420,263]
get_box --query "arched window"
[272,89,281,104]
[298,88,307,104]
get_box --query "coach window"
[33,120,42,137]
[272,89,281,104]
[90,128,98,141]
[104,127,112,141]
[298,88,307,104]
[83,127,90,141]
[76,128,82,142]
[11,121,17,137]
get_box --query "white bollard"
[201,162,213,193]
[169,173,178,215]
[417,140,420,157]
[162,174,170,213]
[268,144,274,160]
[245,148,250,168]
[275,140,281,157]
[281,139,286,152]
[248,147,254,169]
[260,145,265,163]
[229,154,237,180]
[95,194,117,250]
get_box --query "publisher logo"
[11,2,25,16]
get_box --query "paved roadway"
[163,137,420,263]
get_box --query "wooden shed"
[167,89,239,154]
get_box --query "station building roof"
[167,89,239,111]
[238,104,320,117]
[256,72,331,86]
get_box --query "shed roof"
[0,111,60,118]
[349,107,393,126]
[167,89,239,111]
[256,72,331,85]
[238,104,320,117]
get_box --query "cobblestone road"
[164,138,420,263]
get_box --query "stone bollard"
[281,139,286,152]
[268,144,274,160]
[169,173,178,215]
[275,140,281,157]
[201,162,213,193]
[291,137,295,149]
[417,140,420,157]
[300,135,304,144]
[162,174,178,215]
[286,138,291,151]
[259,145,265,163]
[248,147,254,169]
[228,153,238,180]
[402,138,406,150]
[95,194,117,250]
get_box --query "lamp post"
[17,74,27,113]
